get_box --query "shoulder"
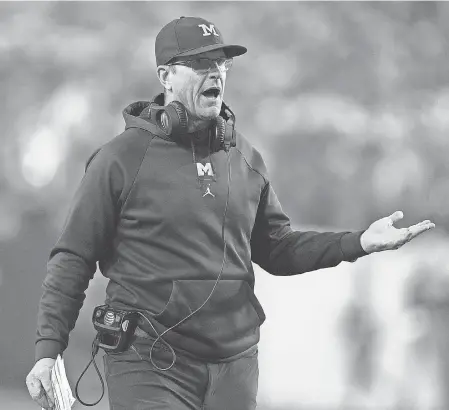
[85,128,154,172]
[234,131,268,183]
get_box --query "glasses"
[169,58,233,74]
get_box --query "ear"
[157,65,172,92]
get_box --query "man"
[26,16,434,410]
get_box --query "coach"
[26,16,434,410]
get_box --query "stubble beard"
[187,100,221,133]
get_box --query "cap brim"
[172,44,247,61]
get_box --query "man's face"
[169,49,228,122]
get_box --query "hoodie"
[35,95,368,362]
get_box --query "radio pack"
[92,304,139,353]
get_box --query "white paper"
[42,355,76,410]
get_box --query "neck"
[187,117,213,134]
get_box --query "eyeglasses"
[169,58,233,74]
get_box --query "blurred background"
[1,1,449,409]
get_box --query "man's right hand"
[26,357,56,409]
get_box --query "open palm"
[360,211,435,254]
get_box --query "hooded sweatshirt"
[35,94,368,363]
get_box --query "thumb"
[40,373,55,407]
[26,375,43,398]
[388,210,404,224]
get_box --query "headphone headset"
[142,94,237,152]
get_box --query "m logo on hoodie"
[196,162,214,177]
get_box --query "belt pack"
[74,304,140,407]
[92,304,139,353]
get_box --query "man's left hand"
[360,210,435,254]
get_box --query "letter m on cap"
[198,24,219,37]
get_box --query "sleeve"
[250,181,368,276]
[35,146,125,362]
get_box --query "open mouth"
[202,87,221,99]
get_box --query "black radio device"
[92,304,139,353]
[74,305,140,407]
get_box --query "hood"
[122,95,169,140]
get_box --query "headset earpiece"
[154,101,188,139]
[220,102,236,152]
[214,116,226,152]
[223,120,235,152]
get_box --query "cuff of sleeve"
[340,231,368,262]
[35,339,65,363]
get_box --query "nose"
[208,62,225,80]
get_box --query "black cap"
[155,16,247,66]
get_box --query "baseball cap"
[155,16,247,66]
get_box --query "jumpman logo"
[203,186,215,197]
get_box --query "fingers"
[26,376,52,408]
[416,220,434,227]
[387,220,434,251]
[40,372,55,408]
[407,220,435,237]
[26,362,55,409]
[387,211,435,233]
